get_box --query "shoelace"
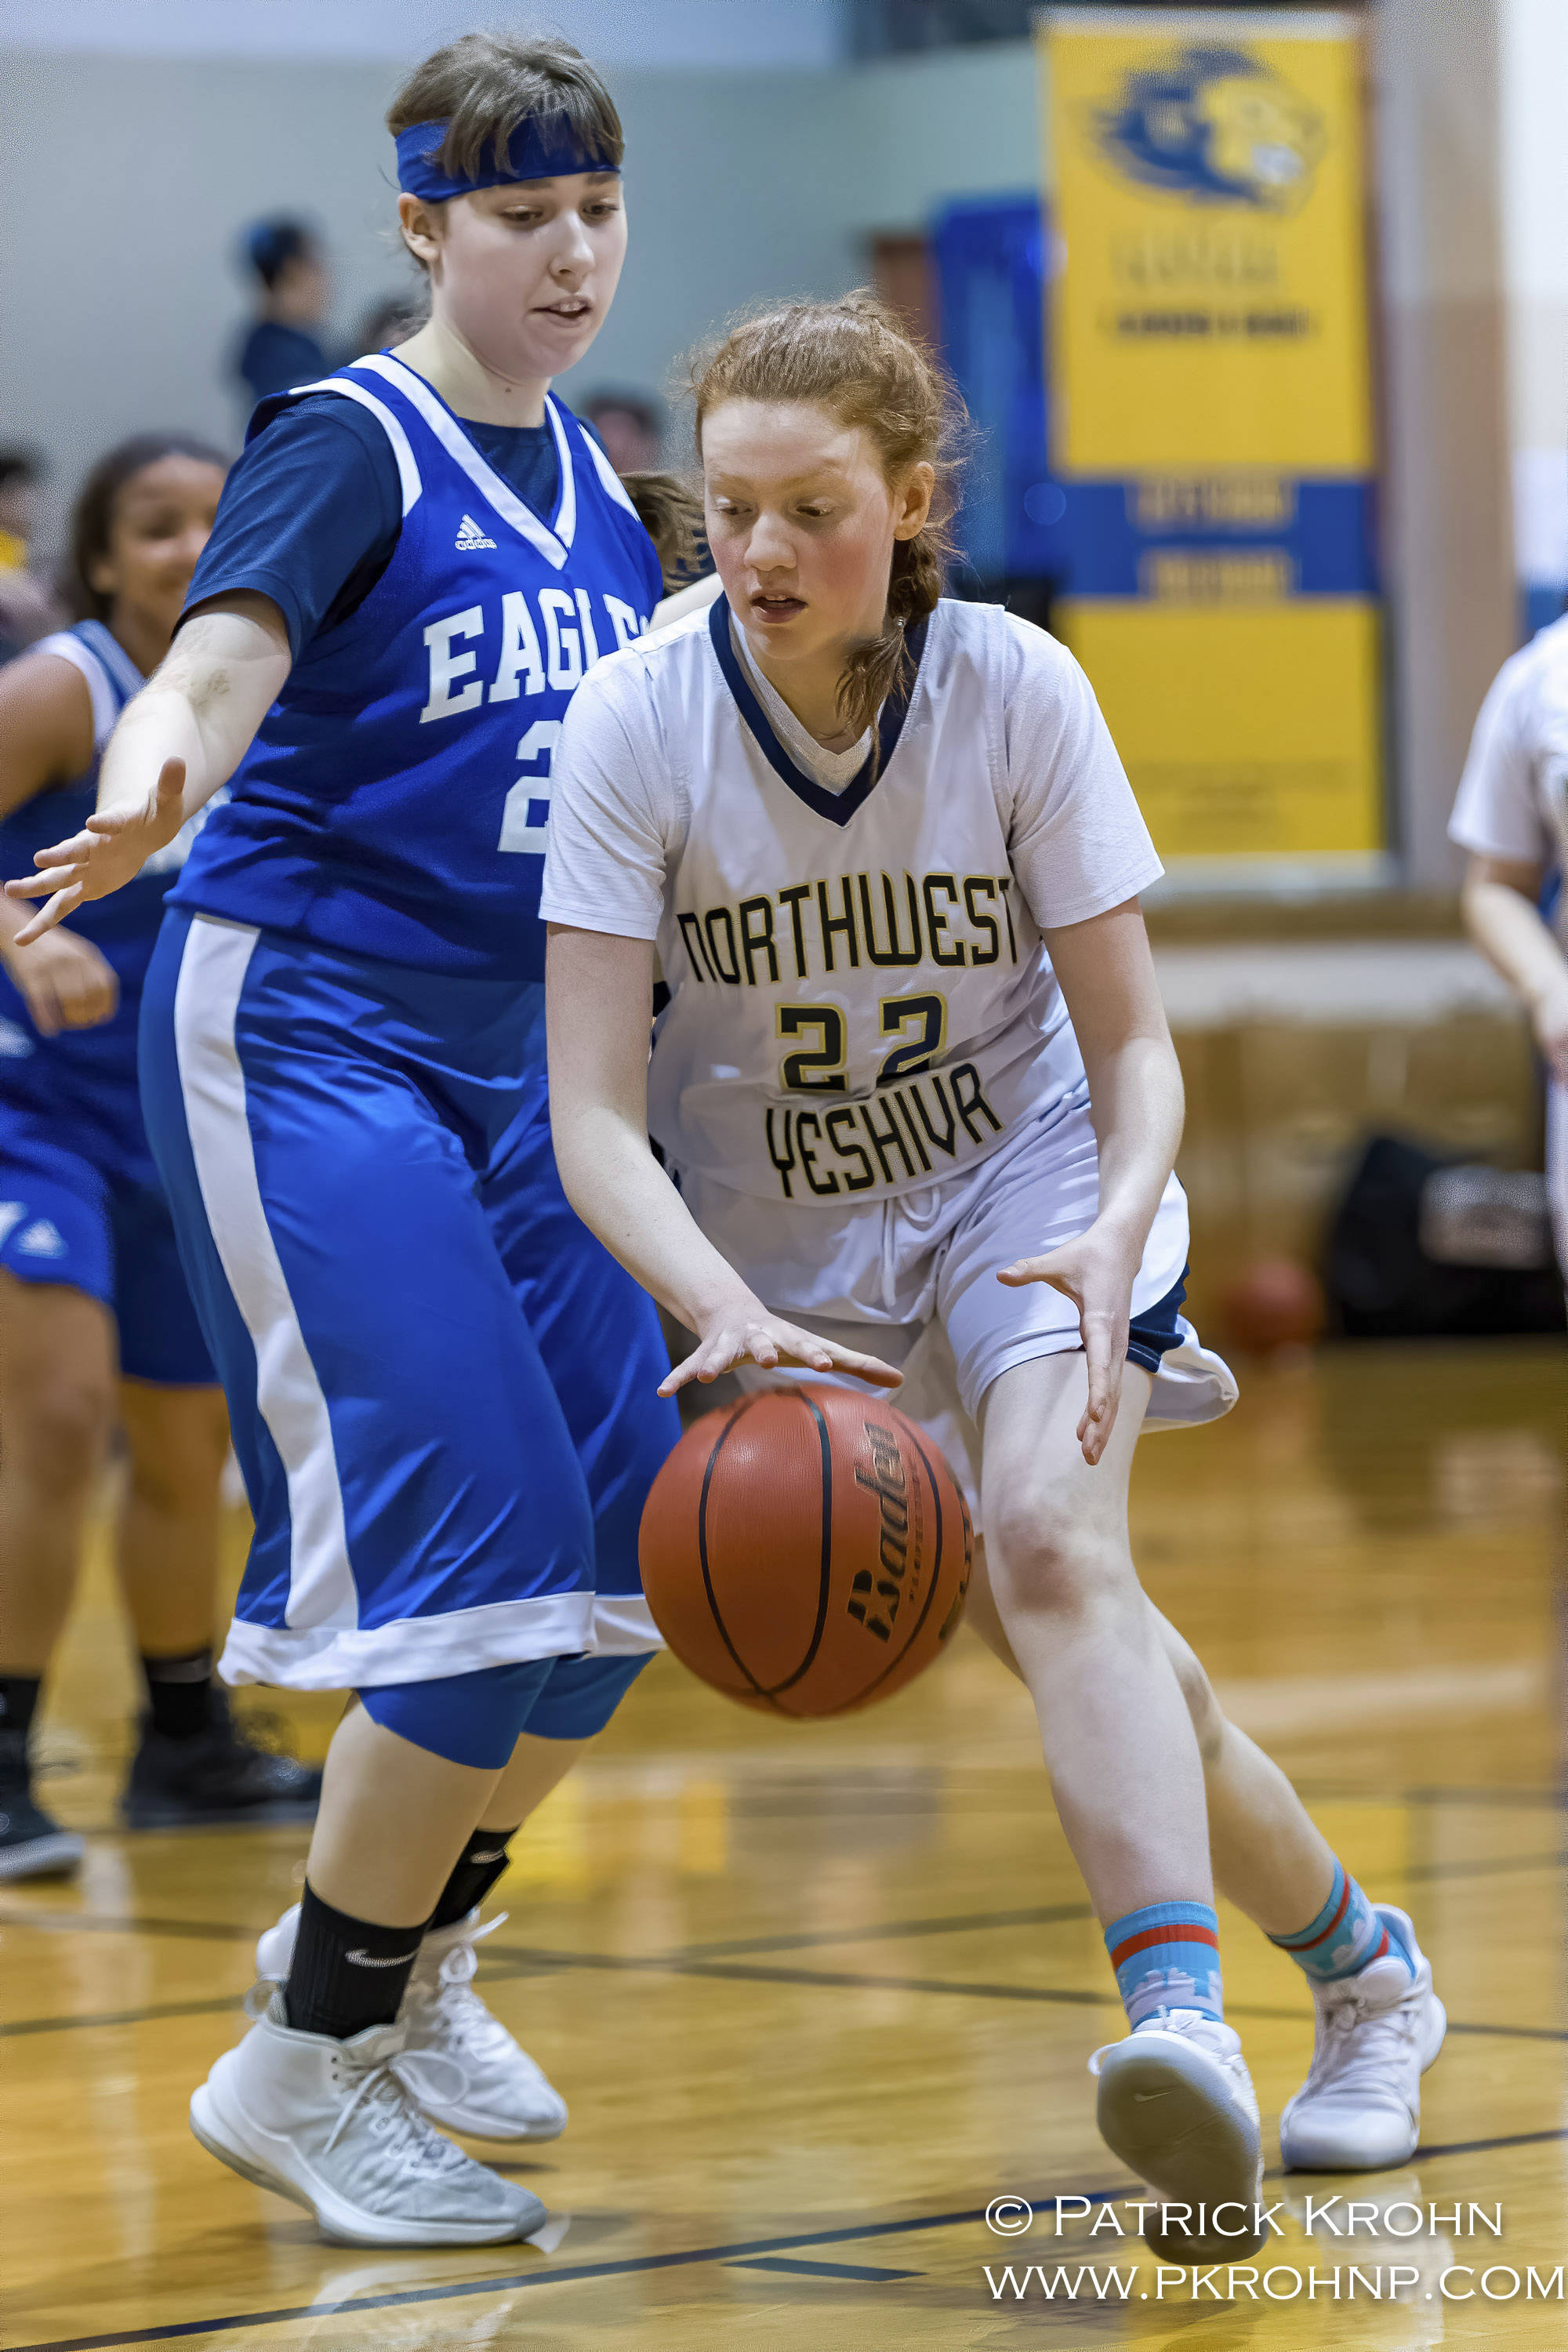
[406,1915,519,2058]
[1305,1991,1420,2103]
[322,2049,471,2174]
[1087,2009,1237,2077]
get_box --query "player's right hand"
[0,924,120,1036]
[662,1294,902,1396]
[5,757,187,942]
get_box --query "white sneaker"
[255,1904,568,2143]
[1091,2010,1266,2263]
[1279,1905,1446,2171]
[190,1991,546,2247]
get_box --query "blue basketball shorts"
[0,1091,216,1385]
[139,909,678,1695]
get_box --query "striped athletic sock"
[1105,1900,1224,2027]
[1269,1860,1412,1984]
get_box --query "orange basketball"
[639,1385,972,1717]
[1217,1257,1327,1354]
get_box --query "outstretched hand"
[997,1224,1140,1465]
[5,757,187,942]
[662,1294,902,1398]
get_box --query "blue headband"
[395,116,619,201]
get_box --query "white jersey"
[541,594,1163,1205]
[1450,613,1568,942]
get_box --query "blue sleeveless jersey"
[169,354,663,980]
[0,620,209,1115]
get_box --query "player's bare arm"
[5,592,292,940]
[546,921,900,1395]
[1461,849,1568,1083]
[999,895,1183,1463]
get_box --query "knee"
[10,1374,114,1494]
[985,1501,1131,1624]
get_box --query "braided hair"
[689,291,963,744]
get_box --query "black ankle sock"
[429,1824,519,1930]
[140,1647,216,1741]
[284,1881,427,2039]
[0,1674,42,1742]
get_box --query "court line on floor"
[0,1910,260,1943]
[9,1939,1567,2049]
[3,1824,1559,1970]
[9,1845,1568,2043]
[0,2184,1126,2351]
[0,1995,244,2042]
[16,2126,1568,2352]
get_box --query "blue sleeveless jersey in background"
[0,617,222,1144]
[0,620,215,1380]
[170,353,662,980]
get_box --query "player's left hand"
[996,1224,1141,1465]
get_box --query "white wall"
[1498,0,1568,608]
[0,0,852,68]
[0,38,1040,545]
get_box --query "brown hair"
[621,470,702,593]
[689,292,962,742]
[387,31,623,190]
[65,434,229,623]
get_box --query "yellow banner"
[1040,8,1384,866]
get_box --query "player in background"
[541,296,1448,2265]
[0,437,321,1878]
[1450,619,1568,1276]
[9,34,679,2247]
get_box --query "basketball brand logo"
[848,1421,922,1642]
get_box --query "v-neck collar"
[707,593,928,826]
[354,352,576,569]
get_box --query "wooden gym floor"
[3,1339,1567,2352]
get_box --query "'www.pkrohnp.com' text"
[984,2264,1568,2303]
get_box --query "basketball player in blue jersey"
[0,437,322,1878]
[11,33,680,2246]
[542,296,1449,2264]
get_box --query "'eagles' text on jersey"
[172,353,660,981]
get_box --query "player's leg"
[980,1349,1264,2256]
[111,1185,320,1828]
[115,1376,321,1825]
[140,913,588,2243]
[343,1096,679,2142]
[0,1251,115,1879]
[964,1453,1444,2170]
[1153,1609,1446,2169]
[1548,1075,1568,1279]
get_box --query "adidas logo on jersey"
[455,514,498,551]
[16,1218,66,1258]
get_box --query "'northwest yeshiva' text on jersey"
[171,354,662,981]
[541,595,1163,1203]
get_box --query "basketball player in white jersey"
[540,294,1446,2262]
[1451,615,1568,1273]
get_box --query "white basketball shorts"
[677,1083,1237,1515]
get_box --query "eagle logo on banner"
[1093,43,1327,214]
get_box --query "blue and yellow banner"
[1040,8,1382,867]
